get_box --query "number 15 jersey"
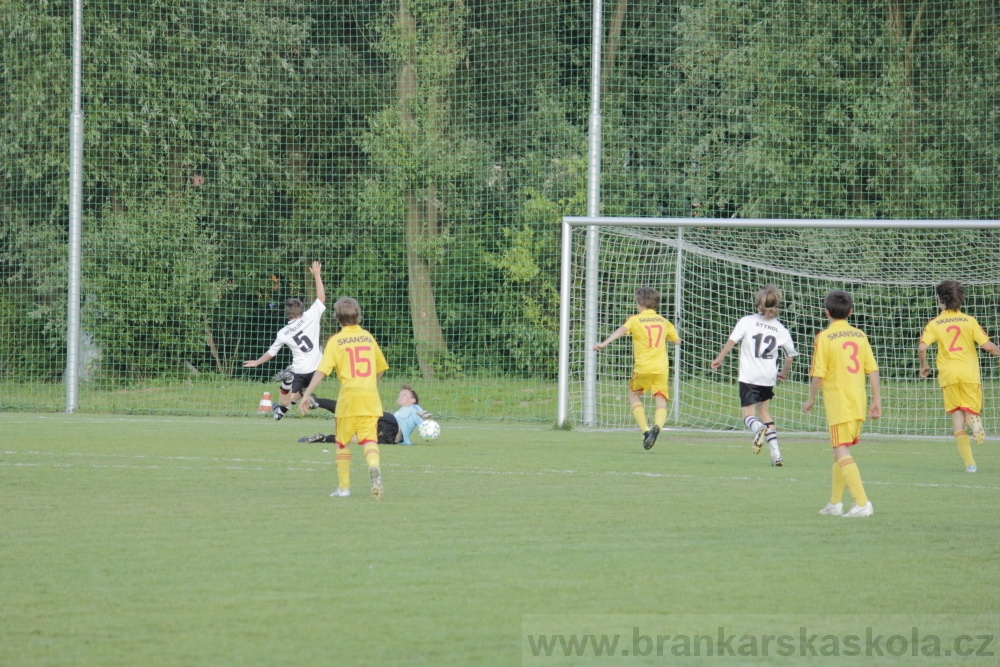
[729,314,798,387]
[625,309,680,376]
[268,299,326,374]
[317,325,389,417]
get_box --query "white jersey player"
[244,261,335,420]
[711,285,798,465]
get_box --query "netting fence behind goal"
[565,224,1000,435]
[2,0,998,420]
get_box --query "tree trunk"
[398,0,450,380]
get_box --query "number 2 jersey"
[728,314,798,387]
[625,309,680,376]
[810,319,878,425]
[920,310,990,388]
[317,325,389,417]
[267,299,325,374]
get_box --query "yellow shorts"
[335,416,379,447]
[942,383,982,415]
[829,420,863,447]
[630,373,669,400]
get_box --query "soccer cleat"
[308,395,319,409]
[273,405,287,421]
[330,488,351,498]
[752,426,766,455]
[298,433,327,444]
[771,455,783,467]
[819,502,843,516]
[273,367,295,384]
[370,467,384,500]
[842,502,874,518]
[968,414,986,445]
[642,425,660,450]
[966,465,978,473]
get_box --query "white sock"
[744,415,764,433]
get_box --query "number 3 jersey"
[728,314,798,387]
[625,309,680,376]
[317,325,389,417]
[810,319,878,425]
[920,310,990,387]
[267,299,326,374]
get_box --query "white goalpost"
[557,217,1000,435]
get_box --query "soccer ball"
[417,419,441,441]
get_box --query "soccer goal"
[557,217,1000,435]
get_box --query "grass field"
[2,413,999,665]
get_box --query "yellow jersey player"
[803,290,881,518]
[594,287,682,450]
[917,280,1000,473]
[300,297,389,500]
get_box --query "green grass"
[2,414,999,665]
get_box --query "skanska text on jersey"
[337,335,375,345]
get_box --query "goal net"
[563,222,1000,436]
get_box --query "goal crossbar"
[557,217,1000,428]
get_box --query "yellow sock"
[363,442,381,469]
[336,446,351,490]
[955,431,975,467]
[654,408,667,429]
[838,456,869,506]
[831,461,845,504]
[631,403,649,432]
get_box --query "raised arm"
[310,261,326,304]
[594,325,629,351]
[710,340,736,370]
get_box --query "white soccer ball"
[417,419,441,440]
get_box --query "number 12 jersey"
[729,314,798,387]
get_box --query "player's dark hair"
[284,298,304,320]
[334,297,362,326]
[936,280,965,311]
[635,287,661,310]
[755,285,781,320]
[400,384,419,403]
[824,290,853,320]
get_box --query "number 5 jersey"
[268,299,326,374]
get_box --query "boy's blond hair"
[334,297,362,326]
[635,287,661,311]
[755,285,781,320]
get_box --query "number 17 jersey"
[729,314,798,387]
[625,309,680,376]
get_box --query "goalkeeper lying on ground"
[298,385,432,445]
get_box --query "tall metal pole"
[582,0,603,427]
[557,221,573,427]
[671,227,685,423]
[65,0,84,413]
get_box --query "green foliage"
[84,200,227,380]
[2,0,999,410]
